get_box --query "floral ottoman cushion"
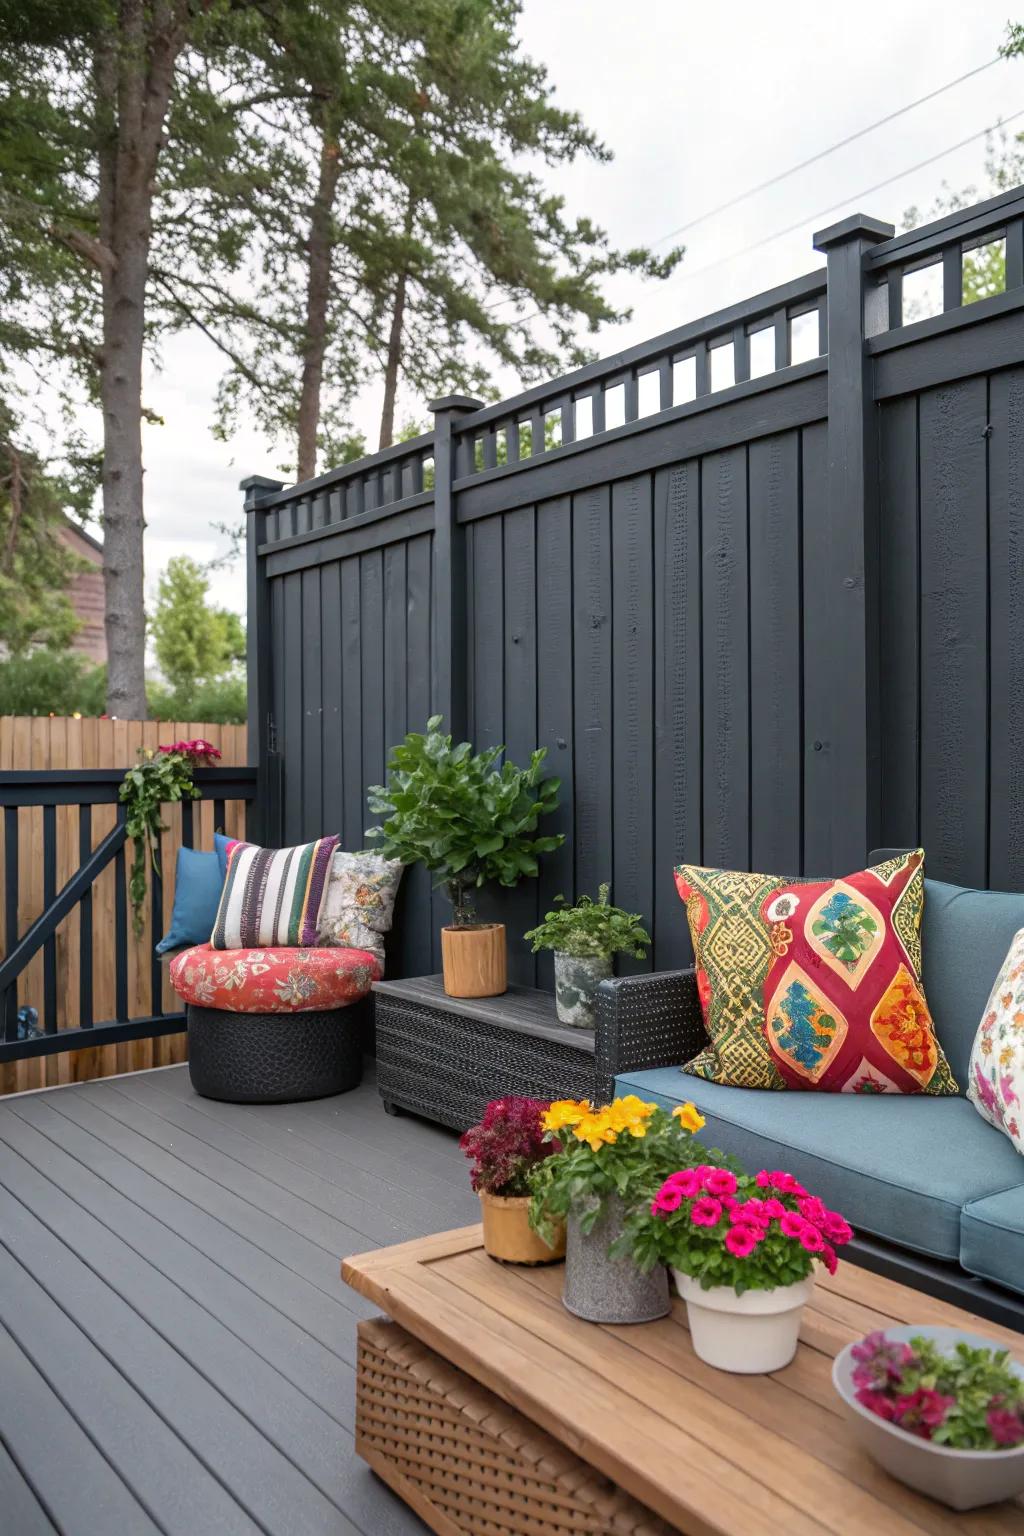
[170,943,381,1014]
[675,849,958,1095]
[967,927,1024,1155]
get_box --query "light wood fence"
[0,717,248,1096]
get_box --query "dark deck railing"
[0,765,256,1061]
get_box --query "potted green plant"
[524,884,650,1028]
[366,716,564,998]
[528,1095,713,1323]
[623,1164,853,1372]
[460,1097,565,1264]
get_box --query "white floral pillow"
[317,850,403,964]
[967,927,1024,1155]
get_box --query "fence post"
[812,214,894,870]
[429,396,482,739]
[240,475,284,842]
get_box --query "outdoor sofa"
[596,857,1024,1330]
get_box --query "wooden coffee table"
[343,1227,1024,1536]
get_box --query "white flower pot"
[672,1270,815,1373]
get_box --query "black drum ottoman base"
[186,1002,365,1103]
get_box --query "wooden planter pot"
[441,922,507,998]
[479,1191,565,1265]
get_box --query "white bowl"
[832,1324,1024,1511]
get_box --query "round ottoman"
[170,943,382,1104]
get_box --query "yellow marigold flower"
[543,1099,589,1133]
[673,1102,705,1134]
[573,1113,618,1151]
[627,1121,648,1137]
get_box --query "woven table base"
[355,1317,672,1536]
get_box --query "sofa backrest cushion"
[923,878,1024,1088]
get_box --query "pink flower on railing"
[158,738,223,763]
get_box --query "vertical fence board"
[572,485,612,897]
[801,422,833,874]
[878,397,921,853]
[340,556,363,852]
[535,497,575,991]
[501,507,539,984]
[701,446,750,869]
[611,476,654,974]
[301,566,323,843]
[653,461,702,970]
[918,378,989,887]
[987,368,1024,890]
[748,433,802,875]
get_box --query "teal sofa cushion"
[922,878,1024,1087]
[614,1067,1024,1262]
[961,1187,1024,1296]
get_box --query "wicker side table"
[371,975,597,1130]
[356,1317,672,1536]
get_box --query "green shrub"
[0,649,94,715]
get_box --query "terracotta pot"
[441,922,507,997]
[479,1191,566,1265]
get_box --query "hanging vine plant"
[119,738,222,936]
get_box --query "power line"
[660,107,1024,289]
[651,55,1003,247]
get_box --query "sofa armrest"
[593,969,708,1103]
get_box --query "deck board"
[0,1064,477,1535]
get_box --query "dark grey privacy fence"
[242,185,1024,986]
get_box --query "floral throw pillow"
[967,928,1024,1154]
[675,850,958,1094]
[317,850,403,964]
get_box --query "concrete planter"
[673,1270,814,1373]
[553,953,613,1028]
[833,1324,1024,1511]
[562,1193,669,1324]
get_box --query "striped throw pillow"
[210,836,339,949]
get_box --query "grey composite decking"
[0,1063,479,1536]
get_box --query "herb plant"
[119,738,221,936]
[365,716,564,925]
[851,1331,1024,1449]
[528,1096,720,1246]
[460,1097,556,1197]
[524,883,650,961]
[623,1166,853,1294]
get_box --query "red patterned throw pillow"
[675,850,958,1094]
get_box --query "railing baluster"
[774,308,790,370]
[529,407,544,456]
[150,819,163,1019]
[181,798,194,849]
[213,798,226,835]
[1006,219,1024,291]
[506,418,520,463]
[560,398,575,445]
[115,806,128,1022]
[43,803,57,1033]
[733,324,750,383]
[695,343,710,396]
[887,268,904,330]
[592,390,606,435]
[623,372,639,422]
[942,245,963,311]
[79,806,93,1029]
[482,426,497,470]
[4,806,18,1042]
[658,358,672,410]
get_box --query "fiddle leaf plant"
[366,716,564,925]
[524,883,650,961]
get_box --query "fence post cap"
[239,475,286,509]
[813,213,895,252]
[428,395,484,414]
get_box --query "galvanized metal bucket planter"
[562,1193,669,1324]
[553,953,613,1028]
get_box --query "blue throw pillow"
[155,847,226,955]
[214,830,235,880]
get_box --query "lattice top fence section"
[254,183,1024,541]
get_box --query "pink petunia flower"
[663,1169,702,1198]
[654,1187,683,1214]
[821,1242,839,1276]
[779,1211,806,1239]
[892,1388,955,1438]
[690,1197,723,1227]
[798,1223,825,1253]
[821,1212,853,1246]
[855,1388,899,1422]
[724,1225,760,1257]
[797,1195,827,1226]
[987,1405,1024,1448]
[703,1168,738,1198]
[729,1198,771,1228]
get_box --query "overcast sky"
[132,0,1024,614]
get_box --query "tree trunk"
[377,196,416,451]
[296,119,341,483]
[97,4,188,720]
